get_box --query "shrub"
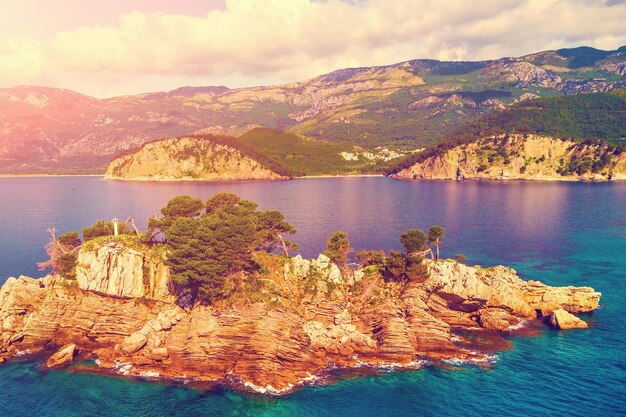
[82,220,132,242]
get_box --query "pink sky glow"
[0,0,625,97]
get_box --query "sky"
[0,0,625,98]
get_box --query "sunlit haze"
[1,0,626,97]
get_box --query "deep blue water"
[0,176,624,417]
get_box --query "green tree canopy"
[161,195,204,218]
[58,231,81,247]
[404,254,428,282]
[323,231,353,266]
[166,203,259,302]
[164,193,298,302]
[256,209,298,255]
[400,228,428,255]
[385,250,406,279]
[428,226,445,260]
[205,192,241,215]
[147,195,204,240]
[38,230,82,279]
[356,249,386,267]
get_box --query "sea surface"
[0,176,624,417]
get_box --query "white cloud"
[0,0,624,97]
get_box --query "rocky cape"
[392,134,626,181]
[104,137,287,181]
[0,240,600,394]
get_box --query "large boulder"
[122,332,148,354]
[46,344,76,368]
[478,308,520,332]
[548,309,588,330]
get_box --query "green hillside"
[386,89,626,174]
[238,128,382,176]
[112,128,386,178]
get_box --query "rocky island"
[0,194,601,394]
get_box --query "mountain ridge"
[1,45,625,174]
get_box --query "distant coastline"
[298,174,384,179]
[0,174,104,178]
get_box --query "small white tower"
[113,217,119,236]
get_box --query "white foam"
[507,320,527,331]
[443,354,499,366]
[112,361,133,375]
[242,380,295,395]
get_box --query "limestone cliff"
[393,134,626,181]
[0,246,601,394]
[105,137,288,181]
[75,242,173,303]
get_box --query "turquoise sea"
[0,176,624,416]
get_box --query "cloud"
[1,0,625,97]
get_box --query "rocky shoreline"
[0,242,601,395]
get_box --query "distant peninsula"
[391,134,626,181]
[0,194,600,394]
[104,136,290,181]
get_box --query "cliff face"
[0,245,601,394]
[105,137,287,181]
[75,242,174,303]
[393,135,626,181]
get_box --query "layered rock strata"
[0,244,601,394]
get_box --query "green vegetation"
[150,194,298,302]
[323,231,354,266]
[40,196,458,305]
[355,226,446,283]
[82,220,133,241]
[113,127,388,177]
[461,90,626,144]
[165,202,259,301]
[38,230,82,280]
[428,226,445,260]
[556,46,618,68]
[355,250,386,268]
[400,229,428,254]
[239,128,382,175]
[386,90,626,175]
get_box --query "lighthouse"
[113,217,119,236]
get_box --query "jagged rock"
[0,251,601,394]
[478,308,520,332]
[122,333,148,355]
[286,254,344,286]
[146,347,169,361]
[548,309,588,330]
[481,60,561,88]
[46,344,76,368]
[76,242,173,302]
[534,302,561,317]
[522,281,600,314]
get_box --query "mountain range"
[1,45,625,174]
